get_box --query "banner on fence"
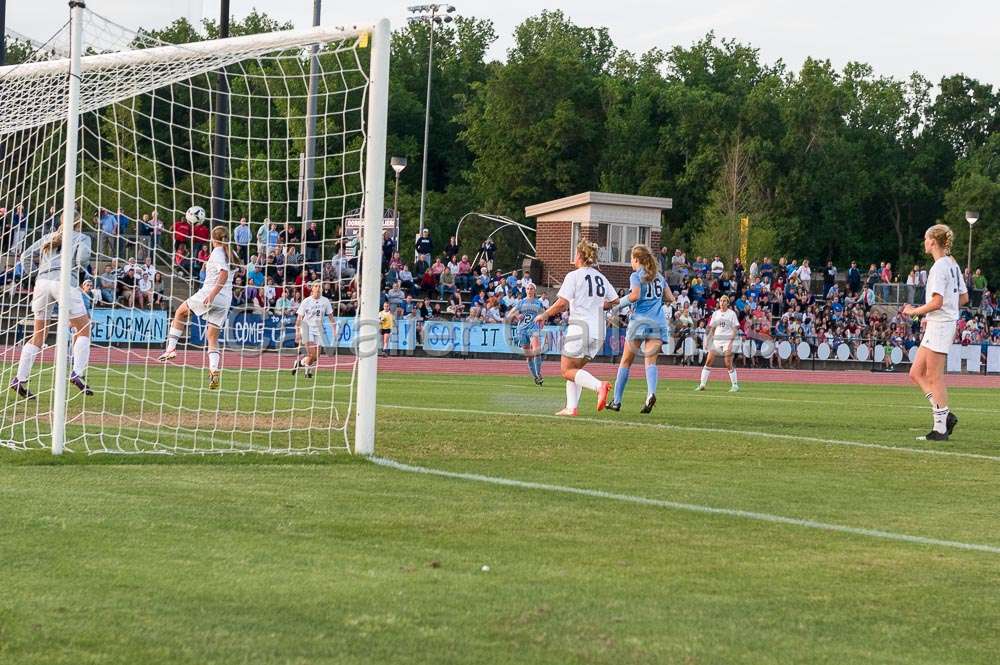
[91,309,168,343]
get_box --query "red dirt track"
[374,356,1000,388]
[9,346,994,389]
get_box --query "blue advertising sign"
[91,308,168,343]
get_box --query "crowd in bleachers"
[2,204,998,362]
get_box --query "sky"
[7,0,1000,86]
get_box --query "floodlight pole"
[301,0,321,259]
[210,0,231,225]
[416,13,436,249]
[0,0,7,66]
[52,0,85,456]
[965,211,979,274]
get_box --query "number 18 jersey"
[557,266,617,339]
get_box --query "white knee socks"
[16,343,40,382]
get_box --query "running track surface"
[4,346,997,388]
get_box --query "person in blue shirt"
[607,244,674,414]
[99,208,118,257]
[506,283,546,385]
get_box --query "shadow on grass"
[0,449,364,467]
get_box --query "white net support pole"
[354,18,390,457]
[51,0,84,456]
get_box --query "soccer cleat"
[640,394,656,414]
[305,366,314,379]
[729,384,740,393]
[606,401,621,412]
[70,373,94,396]
[208,371,220,390]
[291,357,301,376]
[695,384,706,392]
[534,376,544,386]
[596,381,611,412]
[9,379,35,400]
[917,430,949,442]
[555,407,578,417]
[157,350,176,362]
[946,412,958,436]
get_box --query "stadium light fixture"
[965,210,980,272]
[390,156,407,246]
[406,3,459,258]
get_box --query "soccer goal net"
[0,5,389,455]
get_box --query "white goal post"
[0,4,390,456]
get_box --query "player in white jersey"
[534,241,619,415]
[158,225,233,389]
[696,295,740,392]
[902,224,968,441]
[10,212,95,399]
[292,281,335,378]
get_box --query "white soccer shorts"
[32,279,87,319]
[919,319,956,354]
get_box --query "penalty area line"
[376,403,1000,463]
[369,456,1000,556]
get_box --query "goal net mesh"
[0,9,374,454]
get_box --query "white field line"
[375,403,1000,463]
[375,375,1000,414]
[369,456,1000,555]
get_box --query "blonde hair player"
[158,225,233,390]
[11,210,94,399]
[902,224,967,441]
[696,294,740,392]
[293,281,335,378]
[534,240,619,416]
[607,244,674,413]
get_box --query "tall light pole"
[407,4,456,256]
[390,156,407,249]
[965,210,979,273]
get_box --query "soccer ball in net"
[185,205,206,225]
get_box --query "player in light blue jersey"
[607,244,673,414]
[506,283,545,385]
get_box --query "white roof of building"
[525,191,672,218]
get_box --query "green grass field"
[1,365,999,664]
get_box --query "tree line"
[4,9,998,279]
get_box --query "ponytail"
[631,244,659,282]
[211,225,234,264]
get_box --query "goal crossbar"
[0,23,374,136]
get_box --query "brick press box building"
[525,191,672,288]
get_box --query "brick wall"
[537,220,572,286]
[537,221,664,290]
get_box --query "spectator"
[234,217,252,264]
[972,268,987,307]
[266,222,280,254]
[305,221,321,269]
[438,267,456,300]
[119,267,137,306]
[136,271,153,308]
[174,244,192,275]
[823,260,837,294]
[98,265,116,305]
[480,237,496,270]
[444,235,459,261]
[42,206,58,235]
[149,210,163,258]
[711,255,724,278]
[192,217,210,252]
[99,208,118,257]
[905,266,918,304]
[447,290,464,317]
[172,213,191,254]
[152,273,166,308]
[415,229,433,263]
[280,222,299,250]
[197,244,211,265]
[659,246,670,273]
[381,231,396,271]
[256,218,270,258]
[879,261,892,302]
[11,205,28,254]
[796,259,812,291]
[398,264,415,294]
[419,268,436,297]
[847,260,861,295]
[387,281,406,310]
[330,248,355,281]
[138,213,154,259]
